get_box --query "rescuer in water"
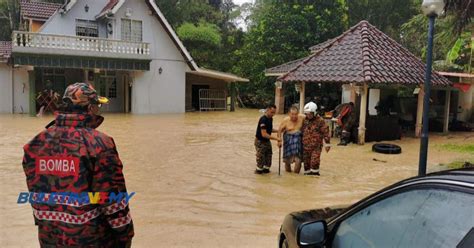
[302,102,331,176]
[22,82,134,247]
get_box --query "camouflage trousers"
[254,139,272,170]
[303,146,322,173]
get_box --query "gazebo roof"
[264,56,310,76]
[278,21,452,86]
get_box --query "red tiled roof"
[265,56,310,75]
[20,0,62,20]
[97,0,120,18]
[0,41,12,60]
[279,21,452,87]
[265,38,337,75]
[309,38,336,53]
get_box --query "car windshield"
[333,188,474,248]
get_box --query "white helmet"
[304,102,318,114]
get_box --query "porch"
[185,68,249,112]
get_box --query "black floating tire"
[372,143,402,154]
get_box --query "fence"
[199,89,227,111]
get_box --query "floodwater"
[0,110,473,247]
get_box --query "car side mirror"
[297,220,327,247]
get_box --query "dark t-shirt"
[256,115,273,141]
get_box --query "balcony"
[12,31,151,60]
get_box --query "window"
[76,19,99,37]
[108,79,117,98]
[333,188,474,248]
[121,19,142,42]
[42,68,66,94]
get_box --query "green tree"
[0,0,19,41]
[177,22,222,68]
[156,0,223,28]
[234,1,348,107]
[445,0,473,33]
[400,1,472,73]
[346,0,418,40]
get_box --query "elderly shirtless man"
[277,106,305,173]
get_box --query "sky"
[232,0,254,30]
[233,0,253,5]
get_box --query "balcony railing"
[12,31,150,56]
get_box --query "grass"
[438,144,474,154]
[444,160,474,169]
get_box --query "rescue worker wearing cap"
[302,102,331,176]
[22,82,134,247]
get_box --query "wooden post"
[415,86,425,137]
[274,81,284,114]
[443,89,451,133]
[230,81,236,112]
[299,82,305,114]
[28,69,36,117]
[358,83,368,145]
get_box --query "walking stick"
[278,146,281,176]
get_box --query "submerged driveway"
[0,110,472,247]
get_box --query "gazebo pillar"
[274,81,284,114]
[298,82,306,114]
[415,86,425,137]
[230,81,236,112]
[358,83,368,145]
[443,89,451,133]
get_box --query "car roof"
[403,168,474,185]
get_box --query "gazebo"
[265,21,452,144]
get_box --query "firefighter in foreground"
[302,102,331,176]
[22,83,134,247]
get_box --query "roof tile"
[20,0,62,20]
[0,41,12,60]
[97,0,119,17]
[278,21,452,86]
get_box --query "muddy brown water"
[1,110,473,247]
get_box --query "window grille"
[76,19,99,37]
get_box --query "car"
[278,168,474,248]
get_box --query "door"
[192,85,209,111]
[96,71,124,112]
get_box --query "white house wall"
[458,86,473,122]
[39,0,191,113]
[132,61,187,114]
[0,65,29,114]
[41,0,108,37]
[0,64,13,113]
[13,67,29,114]
[116,0,190,113]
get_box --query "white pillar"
[458,82,473,121]
[358,83,368,145]
[443,89,451,133]
[83,70,89,84]
[415,86,425,137]
[275,81,285,114]
[299,82,305,114]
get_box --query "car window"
[333,188,474,248]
